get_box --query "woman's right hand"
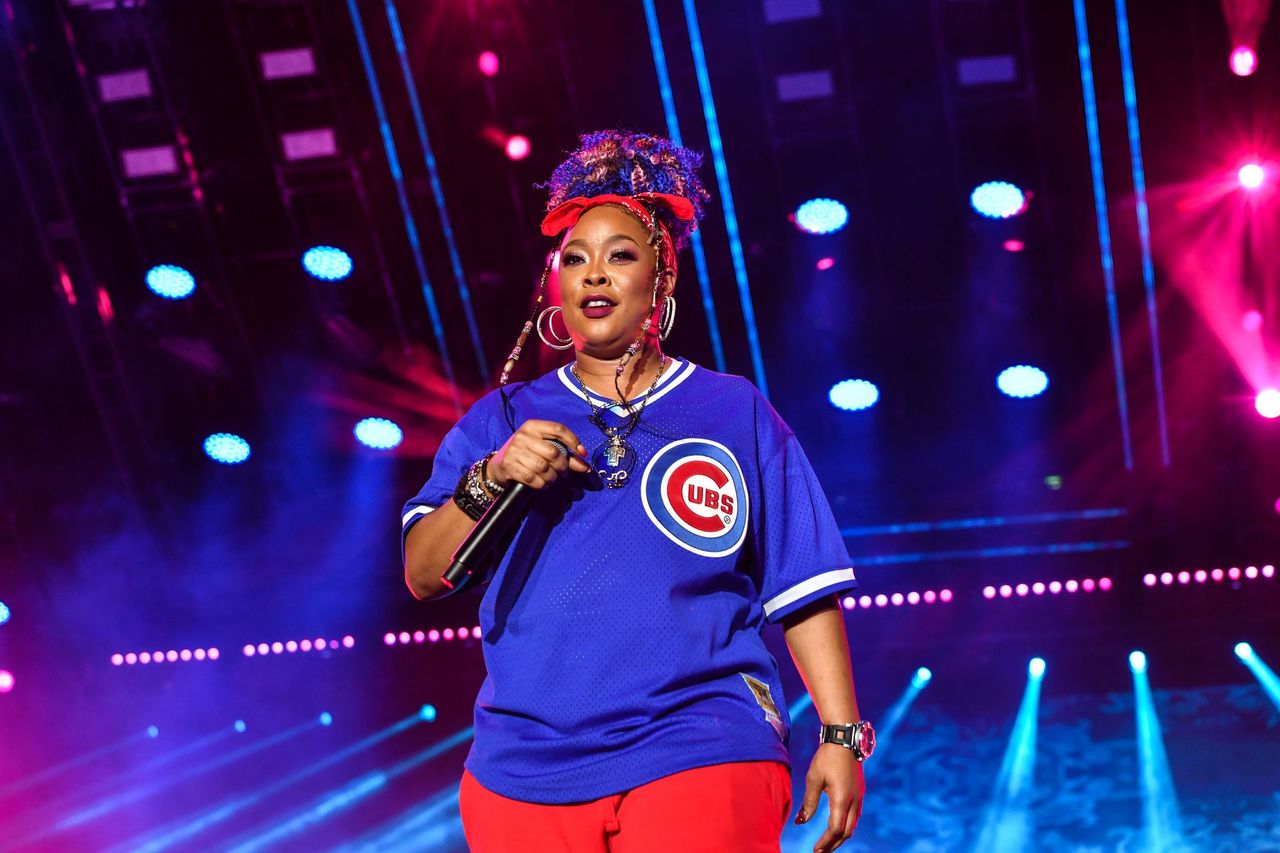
[488,420,591,490]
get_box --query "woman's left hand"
[795,743,865,853]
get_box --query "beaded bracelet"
[452,452,502,521]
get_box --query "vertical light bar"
[871,667,932,759]
[975,658,1044,852]
[1235,643,1280,711]
[384,0,487,376]
[1072,0,1134,469]
[1130,652,1183,849]
[347,0,461,411]
[1113,0,1170,466]
[641,0,727,373]
[681,0,770,397]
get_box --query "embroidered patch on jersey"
[640,438,750,558]
[740,673,786,740]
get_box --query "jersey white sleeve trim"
[556,359,694,415]
[401,505,436,528]
[762,568,857,618]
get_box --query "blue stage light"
[203,433,251,465]
[147,726,160,738]
[302,245,353,281]
[1129,650,1148,673]
[1028,657,1046,679]
[145,264,196,300]
[354,417,403,450]
[914,666,933,685]
[419,704,437,722]
[319,712,333,726]
[794,198,849,235]
[234,720,247,733]
[970,181,1027,219]
[1235,642,1254,660]
[0,602,9,625]
[829,379,879,412]
[997,365,1049,398]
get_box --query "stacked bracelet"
[453,451,504,521]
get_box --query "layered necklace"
[570,356,668,489]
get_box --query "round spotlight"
[1230,46,1258,77]
[302,246,353,282]
[234,720,247,733]
[997,365,1049,399]
[1255,388,1280,419]
[1028,657,1046,679]
[1234,641,1254,660]
[0,670,13,693]
[147,725,160,738]
[1242,309,1264,332]
[505,135,531,161]
[915,666,933,684]
[1002,239,1025,253]
[203,433,251,465]
[1239,163,1266,190]
[1128,650,1147,673]
[145,264,196,300]
[815,257,835,271]
[828,379,879,412]
[970,181,1027,219]
[419,704,438,722]
[794,198,849,235]
[319,712,333,726]
[0,601,9,625]
[477,50,499,77]
[354,417,403,450]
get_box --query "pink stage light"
[1031,582,1045,595]
[1178,571,1191,584]
[983,586,996,599]
[1255,388,1280,418]
[907,591,921,605]
[398,631,410,645]
[875,594,889,607]
[111,653,124,666]
[1160,572,1174,585]
[505,135,531,161]
[180,649,192,661]
[922,590,937,603]
[474,625,483,638]
[1264,565,1276,577]
[125,653,137,664]
[194,648,206,660]
[1144,574,1157,586]
[1230,45,1258,76]
[1002,239,1025,253]
[1099,577,1112,591]
[428,629,441,642]
[328,639,338,649]
[300,639,312,652]
[1195,569,1208,583]
[1229,566,1242,579]
[1243,310,1264,332]
[478,50,499,77]
[342,635,355,648]
[842,596,856,610]
[1015,583,1029,597]
[999,584,1013,598]
[939,589,953,603]
[443,628,456,640]
[1065,580,1079,593]
[1211,568,1225,581]
[1239,163,1266,190]
[414,630,426,644]
[859,595,872,609]
[1246,565,1259,578]
[271,642,284,654]
[383,633,395,646]
[459,627,471,638]
[0,670,13,693]
[1081,578,1096,592]
[1049,581,1062,594]
[285,641,298,653]
[816,257,835,271]
[208,648,219,660]
[140,652,152,664]
[890,593,904,606]
[257,643,269,655]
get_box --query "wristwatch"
[819,720,876,762]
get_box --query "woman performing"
[401,131,871,852]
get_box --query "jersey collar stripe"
[402,505,435,527]
[762,568,857,618]
[556,358,691,414]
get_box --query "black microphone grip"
[439,440,571,595]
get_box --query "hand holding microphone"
[439,421,591,595]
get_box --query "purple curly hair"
[540,130,710,249]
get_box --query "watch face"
[856,723,876,757]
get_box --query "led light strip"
[112,648,221,666]
[243,636,356,656]
[1144,565,1275,587]
[383,626,482,645]
[983,577,1112,599]
[843,589,954,610]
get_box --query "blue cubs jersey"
[400,359,857,804]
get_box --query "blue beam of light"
[1113,0,1170,467]
[384,0,486,377]
[873,668,933,760]
[346,0,460,414]
[1071,0,1134,470]
[224,727,474,853]
[116,713,424,853]
[681,0,769,398]
[641,0,727,373]
[841,507,1127,538]
[0,730,147,801]
[1131,653,1184,850]
[845,538,1130,567]
[1235,643,1280,712]
[16,718,319,849]
[973,658,1044,852]
[329,787,464,853]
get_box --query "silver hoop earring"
[658,295,676,341]
[537,306,574,350]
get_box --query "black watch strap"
[818,721,875,761]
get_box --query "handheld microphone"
[439,439,572,596]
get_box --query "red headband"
[540,192,695,274]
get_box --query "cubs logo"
[641,438,749,557]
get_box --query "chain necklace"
[570,356,668,489]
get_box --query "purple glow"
[1243,310,1264,332]
[478,51,499,77]
[1230,45,1258,76]
[505,135,531,161]
[816,257,835,271]
[0,670,12,693]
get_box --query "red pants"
[459,760,792,852]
